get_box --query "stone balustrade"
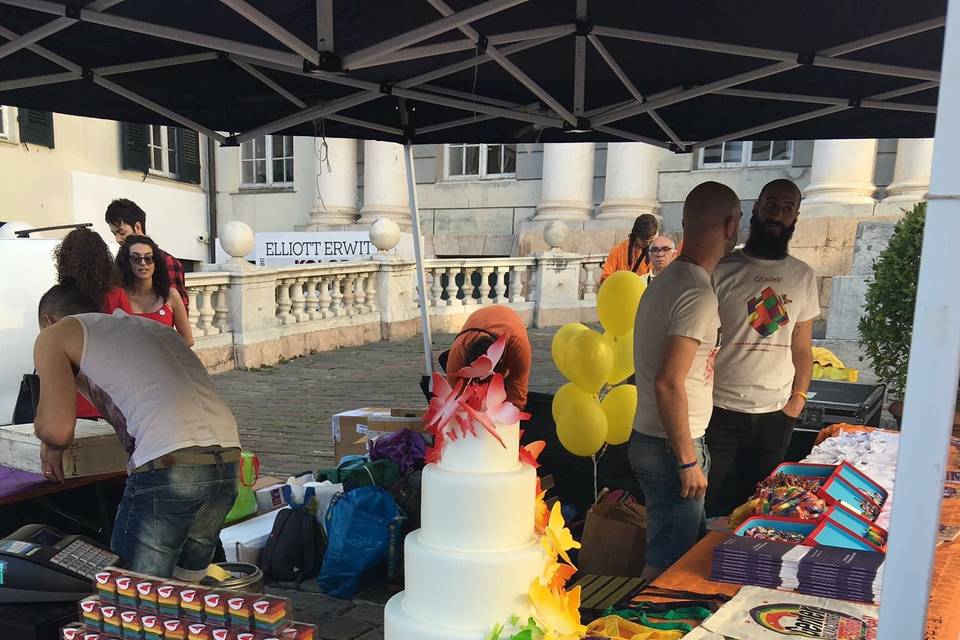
[186,252,606,372]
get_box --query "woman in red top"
[117,235,194,346]
[54,227,133,418]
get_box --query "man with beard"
[705,179,819,517]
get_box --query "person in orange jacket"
[600,214,660,283]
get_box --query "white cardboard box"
[219,507,287,564]
[0,419,128,477]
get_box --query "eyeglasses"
[649,247,675,254]
[129,254,154,265]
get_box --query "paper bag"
[577,501,647,577]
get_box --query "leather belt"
[134,446,241,474]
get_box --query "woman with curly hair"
[117,235,193,346]
[54,227,131,314]
[54,227,132,419]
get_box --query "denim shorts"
[628,431,711,571]
[111,456,239,580]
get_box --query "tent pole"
[878,0,960,637]
[403,143,434,377]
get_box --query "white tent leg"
[403,143,434,376]
[878,0,960,637]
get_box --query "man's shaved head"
[683,181,741,233]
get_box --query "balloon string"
[592,453,598,502]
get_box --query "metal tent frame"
[0,1,958,637]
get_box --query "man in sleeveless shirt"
[32,284,241,580]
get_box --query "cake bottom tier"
[399,530,546,631]
[386,594,533,640]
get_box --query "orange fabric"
[445,305,531,409]
[645,531,742,603]
[601,239,652,283]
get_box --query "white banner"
[257,231,374,266]
[215,231,414,266]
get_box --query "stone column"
[306,138,358,228]
[801,139,878,218]
[597,142,661,219]
[876,138,934,216]
[358,140,411,229]
[534,142,595,221]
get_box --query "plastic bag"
[316,486,401,598]
[369,428,426,473]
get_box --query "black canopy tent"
[0,0,944,146]
[0,2,957,638]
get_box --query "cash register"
[0,524,118,603]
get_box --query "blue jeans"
[628,431,711,571]
[111,458,238,580]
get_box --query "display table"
[0,465,124,507]
[631,429,960,639]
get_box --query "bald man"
[706,179,819,517]
[629,182,741,579]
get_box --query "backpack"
[259,508,325,585]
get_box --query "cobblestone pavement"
[215,327,567,640]
[214,327,567,477]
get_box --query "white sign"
[215,231,415,266]
[256,232,374,266]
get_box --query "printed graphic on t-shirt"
[704,327,722,384]
[747,286,790,337]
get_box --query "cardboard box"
[331,407,425,463]
[0,419,127,477]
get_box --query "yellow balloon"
[555,387,608,457]
[601,384,637,445]
[551,382,581,424]
[605,331,634,385]
[596,271,647,337]
[551,322,590,381]
[565,329,613,394]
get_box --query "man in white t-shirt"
[630,182,741,579]
[706,179,819,517]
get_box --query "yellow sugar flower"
[534,490,550,536]
[541,502,580,565]
[528,579,585,640]
[541,561,577,593]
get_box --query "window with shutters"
[240,135,294,188]
[18,109,54,148]
[444,143,517,180]
[148,125,180,178]
[699,140,793,168]
[121,123,201,185]
[0,106,11,141]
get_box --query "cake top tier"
[423,335,531,472]
[437,421,521,473]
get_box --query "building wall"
[0,108,208,263]
[215,137,350,233]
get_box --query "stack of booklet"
[711,535,885,604]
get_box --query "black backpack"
[259,509,325,585]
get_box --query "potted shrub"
[858,202,960,429]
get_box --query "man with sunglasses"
[705,179,819,518]
[32,283,240,579]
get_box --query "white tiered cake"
[384,421,545,639]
